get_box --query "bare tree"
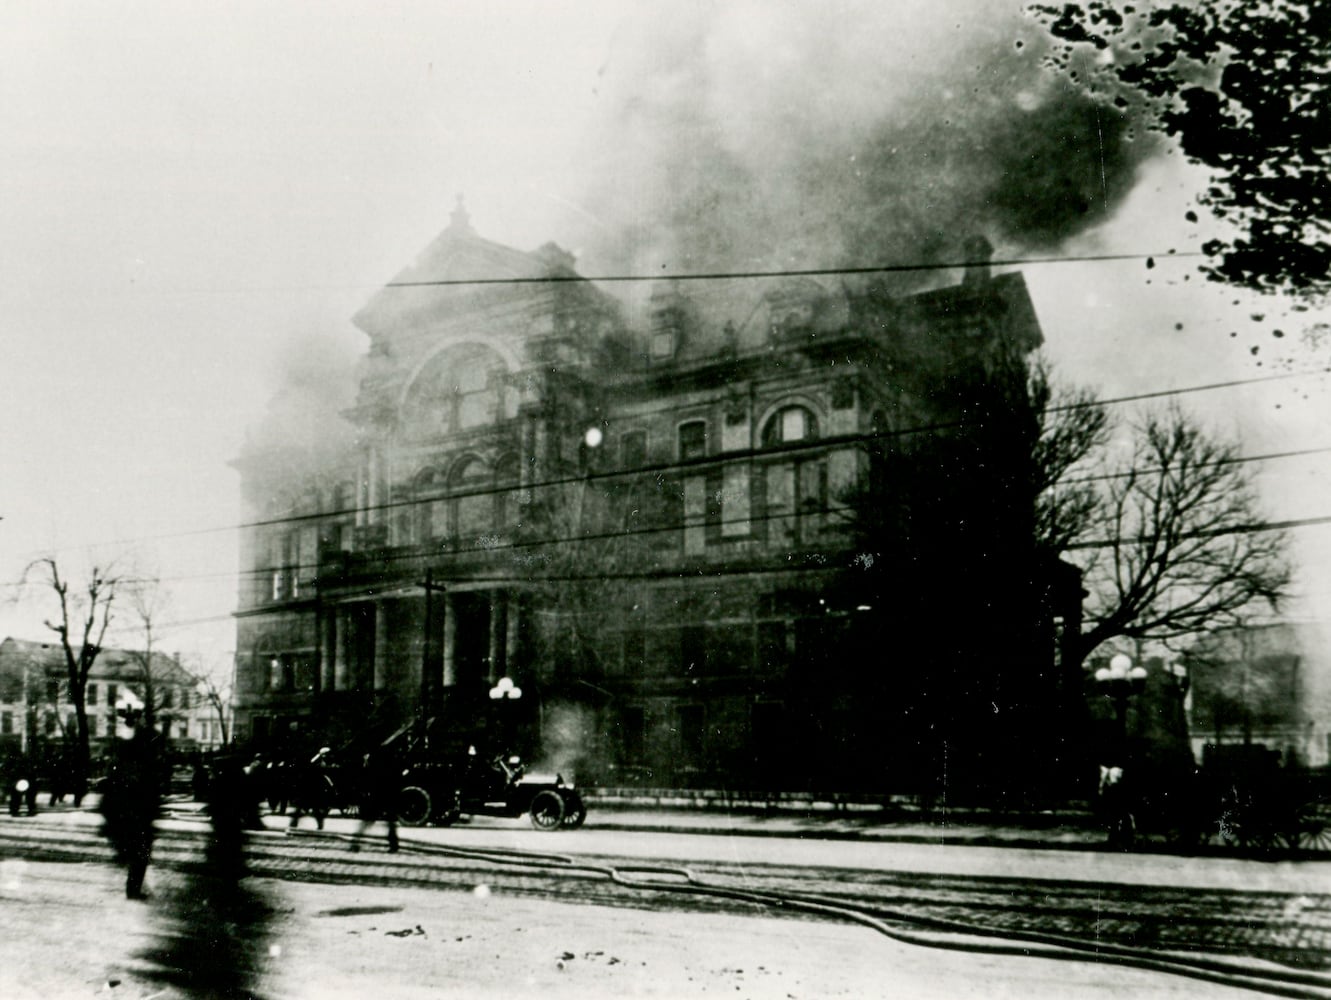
[1065,405,1291,669]
[123,578,173,736]
[1027,359,1112,556]
[193,669,234,748]
[174,649,234,749]
[21,557,125,793]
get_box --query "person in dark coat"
[203,753,265,882]
[349,748,399,854]
[286,747,333,830]
[100,713,162,899]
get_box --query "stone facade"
[232,206,1056,794]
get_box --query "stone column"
[320,610,336,692]
[367,447,383,526]
[442,593,457,688]
[488,592,504,684]
[333,608,350,691]
[373,599,389,691]
[506,590,520,678]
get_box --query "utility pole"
[417,571,448,741]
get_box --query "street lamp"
[488,676,523,702]
[1094,653,1148,761]
[488,676,523,752]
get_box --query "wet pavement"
[5,796,1331,992]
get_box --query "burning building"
[232,200,1075,799]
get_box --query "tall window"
[677,704,705,758]
[678,420,707,461]
[87,683,98,706]
[764,458,827,543]
[831,380,855,410]
[415,468,448,540]
[620,706,646,762]
[680,625,706,677]
[621,430,648,468]
[494,453,523,533]
[326,482,356,552]
[451,456,492,538]
[720,464,751,537]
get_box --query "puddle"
[317,905,404,918]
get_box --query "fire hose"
[287,828,1331,1000]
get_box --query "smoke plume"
[568,0,1156,286]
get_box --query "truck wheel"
[560,791,586,829]
[396,786,432,826]
[529,790,565,830]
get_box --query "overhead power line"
[24,363,1329,559]
[86,505,1331,636]
[13,471,1331,600]
[385,250,1203,288]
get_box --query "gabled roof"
[352,198,578,342]
[0,636,193,685]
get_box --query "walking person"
[349,747,400,854]
[286,746,333,831]
[100,710,162,899]
[204,752,265,882]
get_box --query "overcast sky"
[1,1,1327,677]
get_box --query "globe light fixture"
[1094,653,1148,762]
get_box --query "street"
[0,855,1296,1000]
[3,806,1331,998]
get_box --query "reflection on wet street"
[136,866,275,1000]
[135,769,276,999]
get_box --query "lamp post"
[1165,660,1192,754]
[1094,653,1148,763]
[488,676,523,751]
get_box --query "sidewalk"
[38,790,1110,849]
[585,800,1107,849]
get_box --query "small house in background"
[1184,622,1330,768]
[0,637,224,761]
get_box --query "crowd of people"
[4,720,404,899]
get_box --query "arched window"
[451,455,492,539]
[761,405,825,546]
[401,343,509,438]
[761,405,818,447]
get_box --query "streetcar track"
[3,817,1330,984]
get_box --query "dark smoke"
[568,1,1157,287]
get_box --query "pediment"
[353,221,569,341]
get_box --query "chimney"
[962,235,994,285]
